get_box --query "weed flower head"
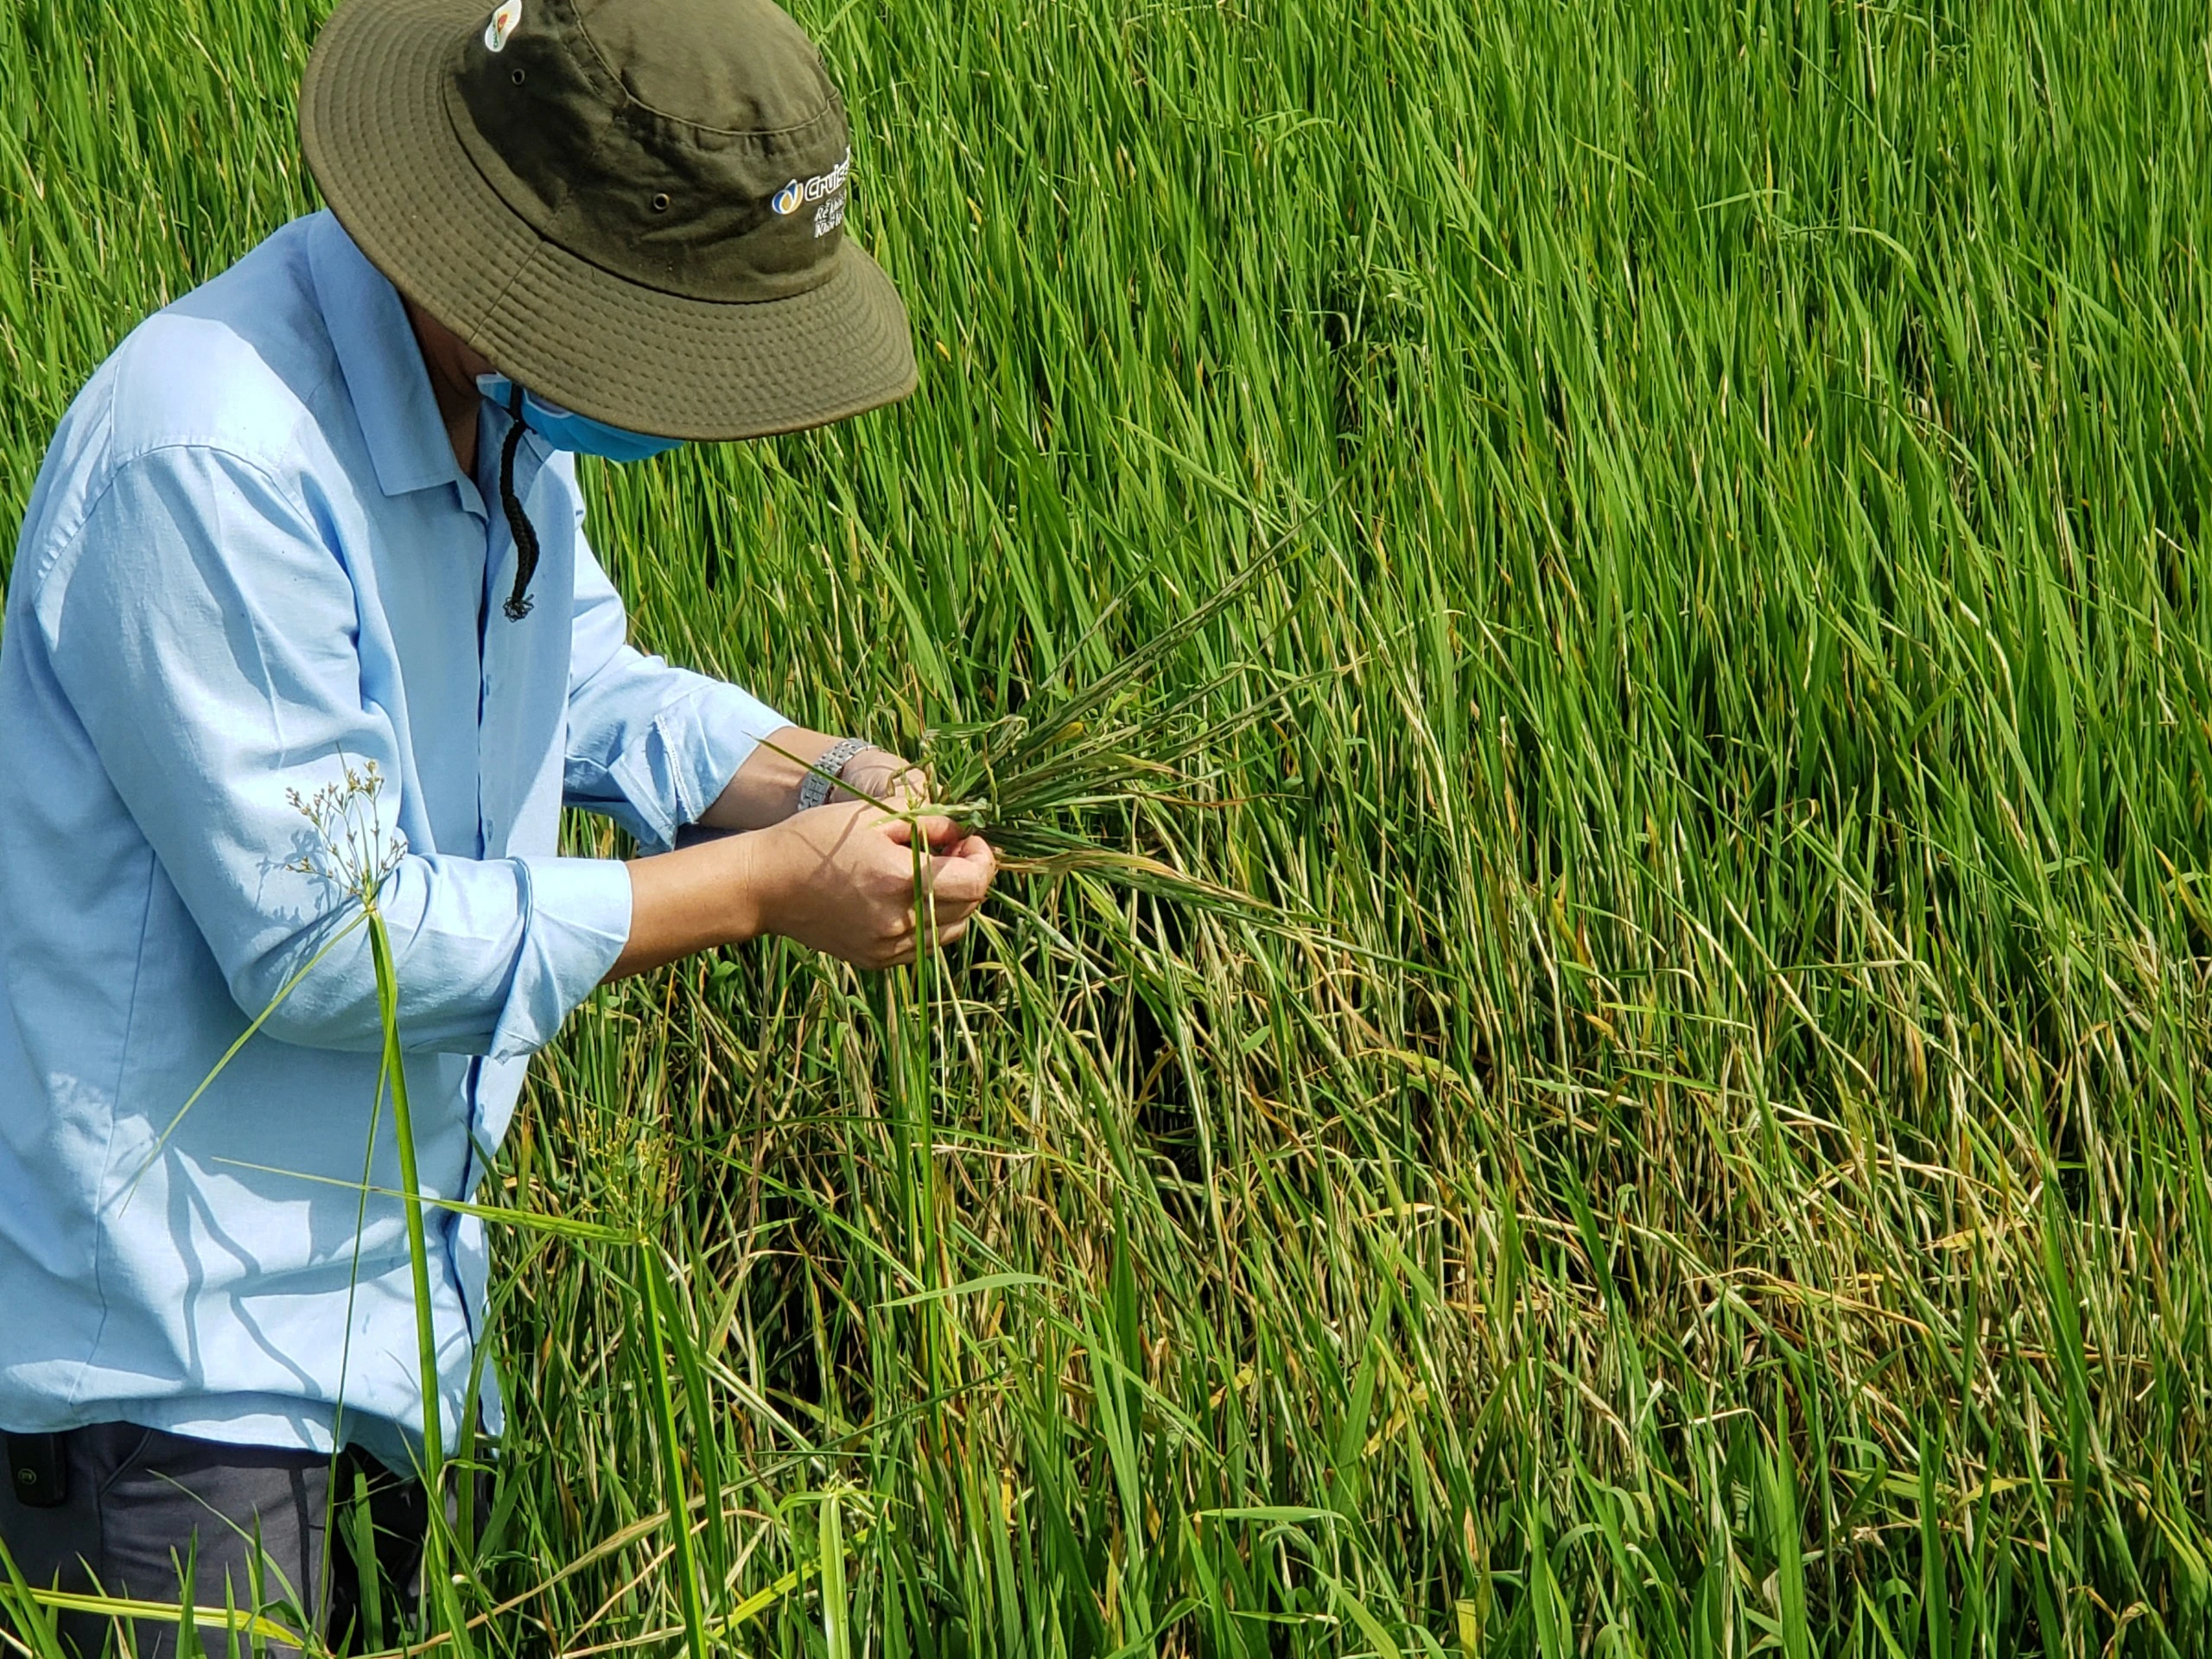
[286,756,407,910]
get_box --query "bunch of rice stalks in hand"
[921,514,1320,927]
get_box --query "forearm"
[615,729,883,980]
[603,834,764,982]
[693,723,920,832]
[695,724,839,831]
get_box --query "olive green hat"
[300,0,916,441]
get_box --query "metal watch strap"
[797,736,870,813]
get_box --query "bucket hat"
[300,0,917,442]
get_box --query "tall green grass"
[3,0,2209,1653]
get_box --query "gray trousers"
[0,1423,427,1659]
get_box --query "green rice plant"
[6,0,2212,1653]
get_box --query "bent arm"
[36,448,627,1058]
[560,513,794,845]
[559,512,916,839]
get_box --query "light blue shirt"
[0,212,784,1464]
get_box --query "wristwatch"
[797,735,871,812]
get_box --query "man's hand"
[830,747,929,810]
[607,795,997,982]
[751,798,994,969]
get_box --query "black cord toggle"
[499,384,539,621]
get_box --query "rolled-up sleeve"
[561,511,787,854]
[34,445,630,1060]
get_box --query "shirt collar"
[306,212,467,499]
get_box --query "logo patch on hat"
[772,149,852,226]
[484,0,523,52]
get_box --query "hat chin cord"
[498,383,540,621]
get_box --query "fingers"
[880,812,963,848]
[849,874,981,968]
[899,836,995,938]
[838,754,930,809]
[799,819,995,969]
[926,836,998,907]
[855,913,914,970]
[925,868,986,915]
[867,912,970,969]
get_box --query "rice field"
[4,0,2211,1653]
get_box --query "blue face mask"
[475,373,683,462]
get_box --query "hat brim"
[300,0,917,442]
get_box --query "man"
[0,0,994,1646]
